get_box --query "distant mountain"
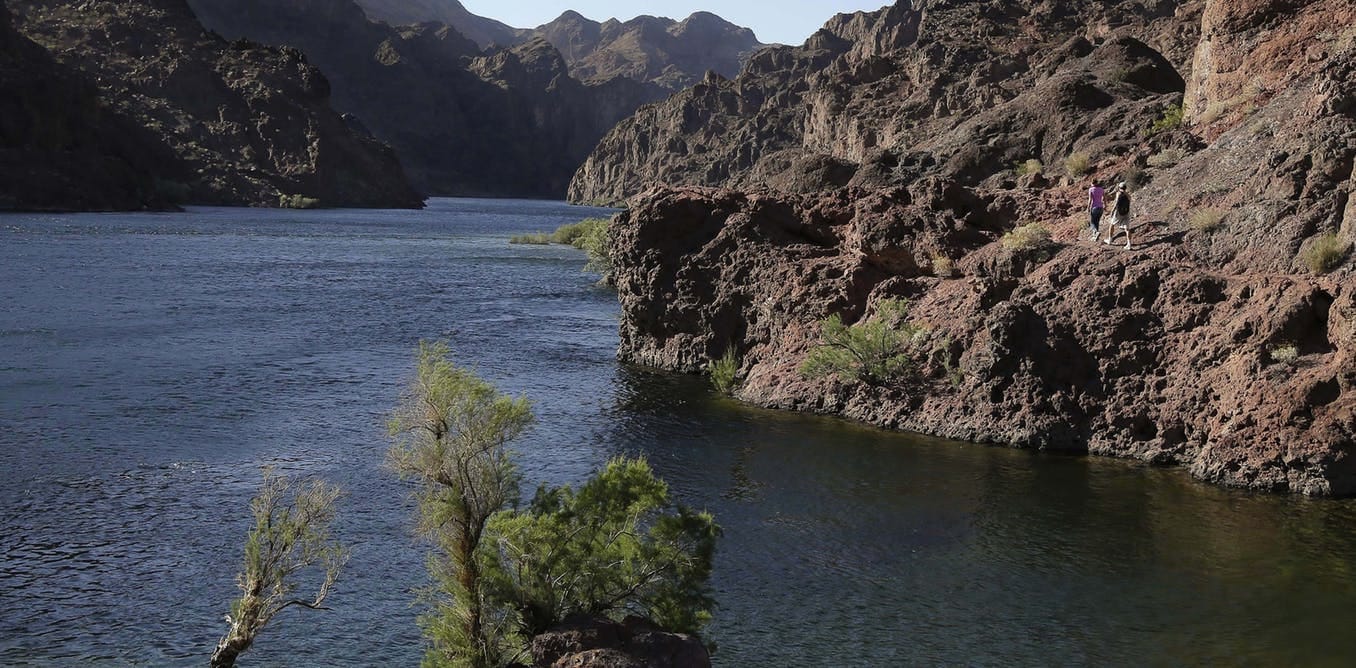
[4,0,421,210]
[353,0,525,47]
[352,0,765,90]
[188,0,668,198]
[535,10,763,88]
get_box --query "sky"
[458,1,893,46]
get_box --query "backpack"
[1115,191,1131,215]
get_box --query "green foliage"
[1001,222,1052,251]
[1268,342,1299,364]
[388,341,534,668]
[1148,103,1185,135]
[1013,159,1043,177]
[1302,232,1350,275]
[1064,152,1092,177]
[278,193,321,209]
[799,298,925,386]
[1189,208,1227,233]
[480,457,720,637]
[211,470,347,668]
[509,233,551,245]
[706,349,740,396]
[551,218,607,246]
[551,217,613,275]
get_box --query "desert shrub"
[1122,166,1146,189]
[1147,103,1184,135]
[1302,232,1350,275]
[707,349,739,396]
[1147,147,1186,168]
[799,298,926,386]
[1014,159,1044,176]
[1189,208,1227,233]
[1065,152,1092,177]
[509,233,551,245]
[1001,222,1052,251]
[1268,343,1299,364]
[278,194,321,209]
[931,254,957,278]
[480,457,720,637]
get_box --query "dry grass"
[1147,147,1186,168]
[1302,232,1350,275]
[1001,223,1052,251]
[931,254,957,278]
[1065,152,1091,177]
[1014,159,1043,177]
[1188,208,1227,233]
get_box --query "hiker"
[1103,182,1133,249]
[1087,179,1105,241]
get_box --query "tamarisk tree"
[211,470,347,668]
[388,341,534,668]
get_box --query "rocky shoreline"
[599,0,1355,495]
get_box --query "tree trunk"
[210,631,251,668]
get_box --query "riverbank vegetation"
[211,471,347,668]
[388,341,717,666]
[800,299,926,386]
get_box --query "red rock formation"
[606,1,1356,495]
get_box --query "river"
[2,199,1354,666]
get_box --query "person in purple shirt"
[1088,180,1106,240]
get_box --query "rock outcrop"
[568,0,1201,205]
[529,615,710,668]
[605,0,1356,495]
[7,0,423,209]
[187,0,668,198]
[0,1,166,211]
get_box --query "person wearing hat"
[1102,182,1133,250]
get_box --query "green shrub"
[1001,222,1052,251]
[509,233,551,245]
[551,217,607,246]
[1065,152,1092,177]
[1148,103,1184,135]
[799,298,926,386]
[1268,343,1299,364]
[278,193,321,209]
[1302,232,1350,275]
[707,349,740,396]
[577,219,613,275]
[1189,208,1227,233]
[1014,159,1044,177]
[480,457,720,637]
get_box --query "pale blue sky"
[459,1,892,45]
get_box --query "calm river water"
[2,199,1354,666]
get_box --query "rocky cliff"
[187,0,668,198]
[0,0,166,211]
[568,0,1201,205]
[604,0,1356,495]
[7,0,422,209]
[353,0,764,91]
